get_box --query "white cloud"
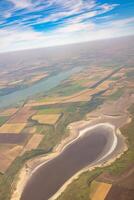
[110,17,134,27]
[0,1,133,52]
[0,16,134,53]
[33,1,117,26]
[7,0,32,8]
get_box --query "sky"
[0,0,134,52]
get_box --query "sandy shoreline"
[10,117,128,200]
[49,124,127,200]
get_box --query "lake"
[21,125,114,200]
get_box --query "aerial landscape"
[0,1,134,200]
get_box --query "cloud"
[0,0,133,52]
[7,0,32,8]
[30,1,117,27]
[0,16,134,53]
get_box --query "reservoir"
[21,125,116,200]
[0,67,81,109]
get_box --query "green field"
[47,82,86,97]
[0,116,9,126]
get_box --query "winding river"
[21,124,117,200]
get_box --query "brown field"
[72,67,113,81]
[71,67,114,88]
[0,133,29,144]
[0,108,18,116]
[0,144,23,173]
[32,114,61,125]
[7,106,36,123]
[90,181,112,200]
[0,123,26,134]
[98,165,134,200]
[21,134,44,154]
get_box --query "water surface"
[0,67,81,109]
[21,126,113,200]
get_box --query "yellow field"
[90,181,112,200]
[96,80,113,91]
[25,89,97,106]
[32,114,61,125]
[0,123,26,134]
[0,145,23,173]
[21,134,44,154]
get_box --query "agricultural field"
[0,123,26,134]
[89,181,112,200]
[32,114,61,125]
[7,107,36,123]
[0,116,9,126]
[21,134,44,154]
[0,63,133,200]
[24,66,124,108]
[0,108,18,116]
[0,144,23,173]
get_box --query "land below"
[0,37,134,200]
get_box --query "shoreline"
[11,119,127,200]
[49,124,127,200]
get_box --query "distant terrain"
[0,36,133,200]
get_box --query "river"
[0,67,81,109]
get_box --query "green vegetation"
[56,169,103,200]
[110,76,120,81]
[108,87,125,101]
[105,103,134,175]
[57,169,102,200]
[106,118,134,175]
[38,97,103,151]
[47,82,86,97]
[0,116,8,126]
[35,108,62,114]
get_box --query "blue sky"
[0,0,134,52]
